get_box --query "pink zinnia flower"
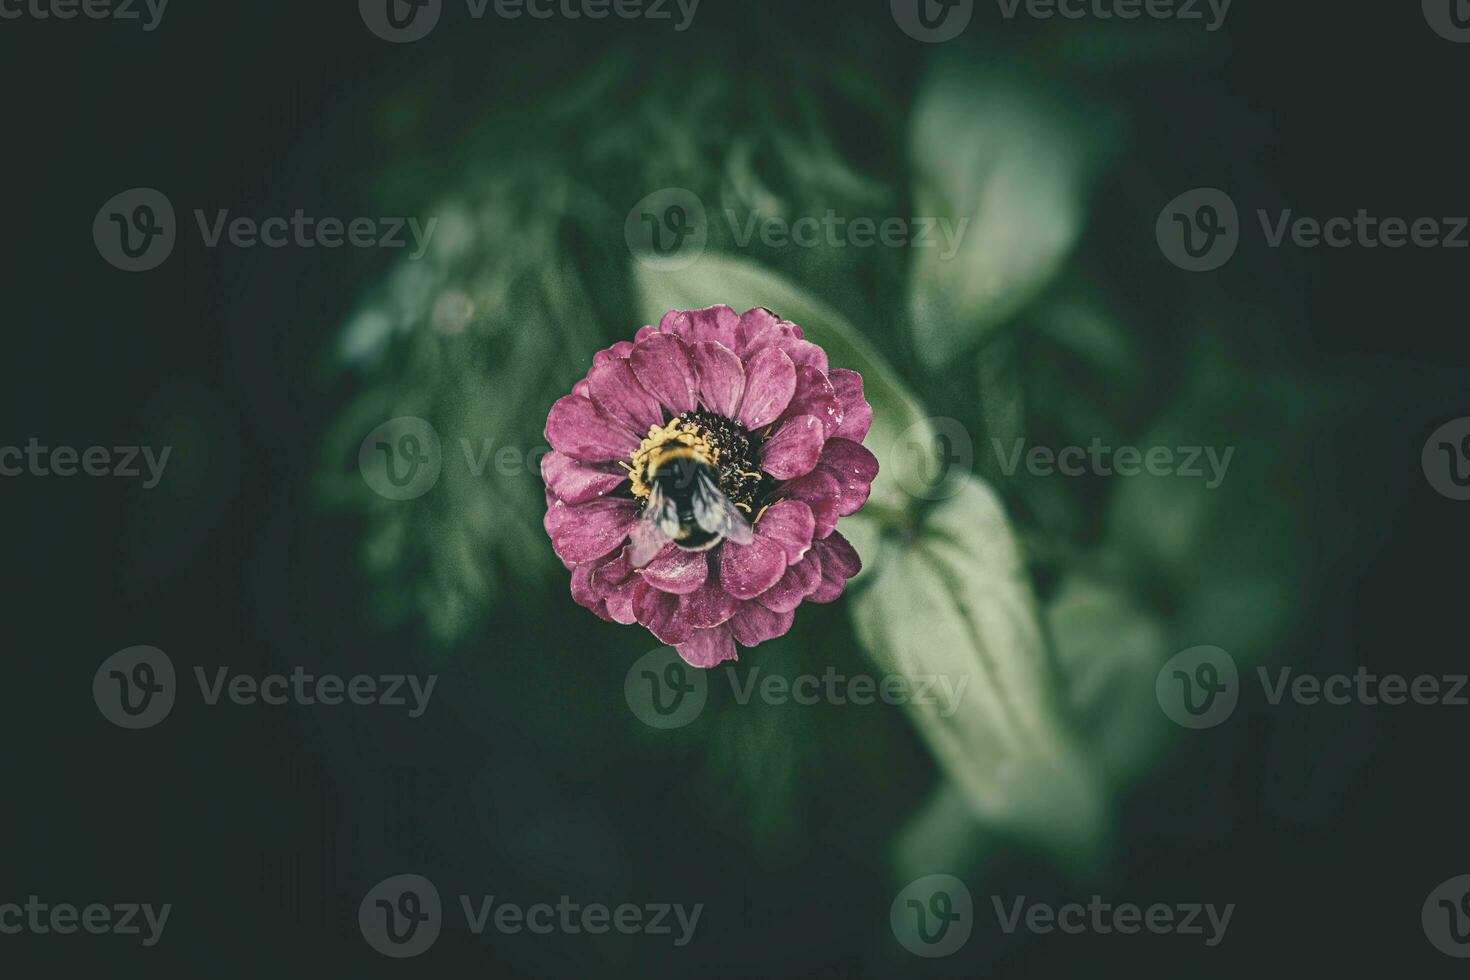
[542,305,877,668]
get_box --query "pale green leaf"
[1045,573,1171,788]
[851,475,1107,859]
[908,63,1109,367]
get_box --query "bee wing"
[629,482,678,567]
[692,469,754,545]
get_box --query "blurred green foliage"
[317,35,1322,880]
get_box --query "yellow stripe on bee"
[626,418,717,499]
[647,444,707,478]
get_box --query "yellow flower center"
[621,418,720,500]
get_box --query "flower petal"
[682,562,739,629]
[819,438,880,517]
[780,468,842,539]
[756,555,822,613]
[541,451,628,505]
[592,548,640,625]
[752,499,815,564]
[664,305,740,349]
[718,533,788,600]
[760,415,825,480]
[570,562,612,621]
[778,338,828,374]
[630,333,700,416]
[544,497,638,564]
[588,357,665,433]
[828,369,872,442]
[780,365,843,440]
[638,545,711,595]
[677,626,738,668]
[735,307,783,355]
[632,580,693,645]
[728,601,795,648]
[592,340,636,367]
[736,346,796,430]
[545,393,639,462]
[735,308,827,373]
[808,531,861,603]
[690,341,745,418]
[656,310,690,335]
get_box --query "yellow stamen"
[626,418,718,500]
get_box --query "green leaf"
[907,63,1110,368]
[633,253,935,518]
[1045,572,1171,788]
[851,475,1107,860]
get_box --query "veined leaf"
[852,475,1107,860]
[907,63,1111,367]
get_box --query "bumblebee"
[629,442,753,566]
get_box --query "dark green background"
[4,0,1468,975]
